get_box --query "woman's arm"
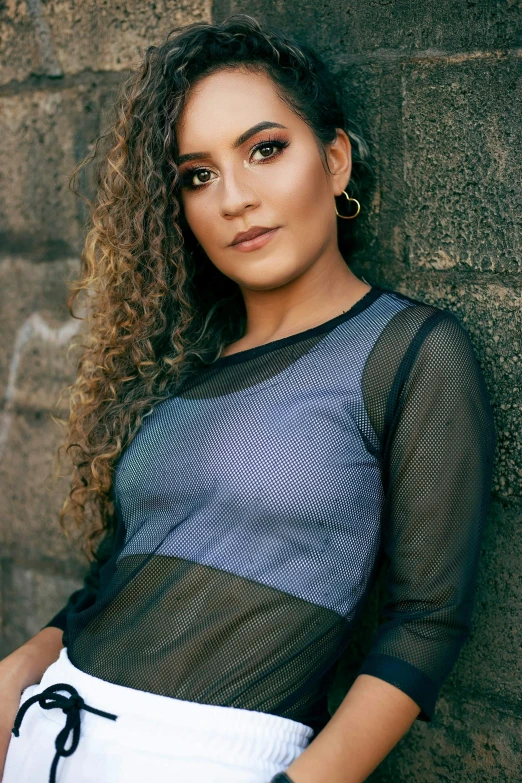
[0,529,116,778]
[0,627,64,779]
[283,673,420,783]
[1,626,64,690]
[283,310,496,782]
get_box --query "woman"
[0,14,496,783]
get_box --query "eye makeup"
[179,135,290,190]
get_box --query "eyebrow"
[176,121,289,166]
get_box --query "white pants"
[3,647,313,782]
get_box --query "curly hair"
[52,13,373,559]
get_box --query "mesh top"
[45,285,496,734]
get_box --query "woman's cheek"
[182,197,211,244]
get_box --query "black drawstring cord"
[12,682,118,783]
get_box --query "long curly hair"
[52,13,372,560]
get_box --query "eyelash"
[179,136,290,190]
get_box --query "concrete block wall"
[212,1,521,779]
[1,1,520,780]
[0,0,212,656]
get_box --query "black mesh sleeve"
[358,309,496,721]
[42,530,116,633]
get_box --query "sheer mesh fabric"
[45,286,496,733]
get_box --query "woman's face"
[176,67,351,291]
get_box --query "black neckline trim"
[210,286,384,368]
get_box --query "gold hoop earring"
[335,190,361,219]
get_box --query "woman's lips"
[230,227,280,252]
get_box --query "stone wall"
[0,0,212,654]
[1,2,520,781]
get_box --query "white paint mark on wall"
[26,0,63,77]
[0,313,81,461]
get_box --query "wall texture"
[0,0,212,644]
[1,2,521,781]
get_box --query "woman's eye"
[191,169,213,186]
[251,143,279,161]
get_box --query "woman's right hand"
[0,627,64,780]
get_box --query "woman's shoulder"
[374,284,466,338]
[363,286,490,445]
[375,284,451,315]
[362,284,474,397]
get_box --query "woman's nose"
[219,167,260,217]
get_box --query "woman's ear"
[326,129,352,196]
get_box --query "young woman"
[0,14,496,783]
